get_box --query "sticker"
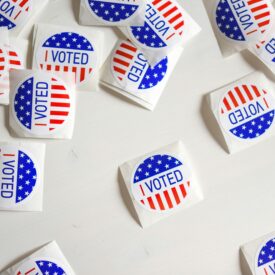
[15,258,68,275]
[256,37,275,65]
[0,46,7,80]
[6,44,24,70]
[85,0,142,23]
[36,32,97,85]
[127,0,184,49]
[0,0,33,30]
[12,72,72,135]
[219,84,275,139]
[255,237,275,275]
[131,154,191,212]
[112,40,168,92]
[215,0,273,44]
[0,145,38,208]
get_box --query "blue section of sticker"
[87,0,139,22]
[229,110,275,139]
[0,14,16,29]
[36,260,66,275]
[133,154,182,184]
[16,150,37,203]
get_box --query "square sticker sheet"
[2,241,76,274]
[101,39,183,111]
[32,23,104,92]
[0,28,28,105]
[9,69,76,139]
[241,231,275,275]
[119,0,201,65]
[204,0,275,57]
[0,0,48,37]
[208,72,275,154]
[79,0,146,26]
[120,141,203,228]
[0,142,45,212]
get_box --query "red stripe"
[55,65,60,71]
[51,93,69,99]
[0,66,5,70]
[171,187,180,205]
[168,13,182,24]
[120,43,137,53]
[174,21,184,30]
[47,64,51,70]
[251,85,261,97]
[223,97,231,111]
[163,190,173,208]
[155,194,165,210]
[235,87,246,104]
[50,119,64,125]
[50,110,69,116]
[158,1,171,12]
[243,85,253,100]
[19,0,28,7]
[141,200,145,204]
[228,90,239,108]
[9,51,17,57]
[116,50,134,59]
[254,11,270,20]
[64,66,69,72]
[179,184,187,198]
[258,20,270,27]
[147,197,156,209]
[9,60,21,65]
[51,102,70,107]
[51,85,66,90]
[113,57,130,67]
[0,58,4,62]
[248,0,262,4]
[114,66,126,75]
[251,4,268,12]
[152,0,162,4]
[80,68,86,82]
[163,6,177,17]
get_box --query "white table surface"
[1,0,275,274]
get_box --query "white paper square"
[9,69,76,139]
[208,72,275,154]
[0,142,45,212]
[2,241,76,275]
[241,231,275,275]
[101,39,183,110]
[32,23,104,92]
[120,140,203,228]
[79,0,146,26]
[119,0,201,66]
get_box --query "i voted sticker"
[132,154,191,212]
[15,258,68,275]
[85,0,142,24]
[12,72,72,136]
[0,46,7,80]
[255,237,275,275]
[256,37,275,65]
[215,0,273,44]
[36,32,97,85]
[127,0,184,49]
[6,44,24,70]
[0,0,32,30]
[0,145,38,208]
[219,84,275,139]
[112,40,168,92]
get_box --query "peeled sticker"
[219,84,275,139]
[215,0,274,44]
[0,0,33,30]
[15,258,68,275]
[127,0,185,50]
[0,144,38,208]
[255,237,275,275]
[132,154,191,212]
[36,31,97,85]
[85,0,143,24]
[112,40,168,92]
[12,71,72,136]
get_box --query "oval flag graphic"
[128,0,184,49]
[0,0,32,30]
[255,237,275,275]
[16,258,67,275]
[132,154,191,212]
[36,32,96,85]
[86,0,141,23]
[219,84,275,140]
[112,40,168,92]
[0,145,38,208]
[215,0,273,43]
[13,72,71,136]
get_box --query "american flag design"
[86,0,141,23]
[255,238,275,275]
[0,44,24,98]
[0,0,32,30]
[132,154,191,212]
[16,258,67,275]
[13,72,71,135]
[215,0,273,43]
[128,0,184,49]
[111,40,168,92]
[36,32,96,85]
[219,84,275,140]
[0,145,37,208]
